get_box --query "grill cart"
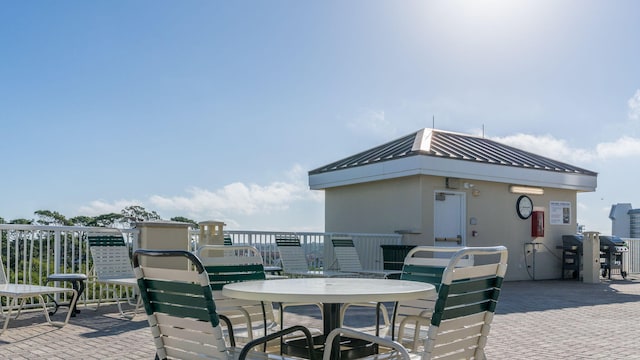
[562,235,583,280]
[599,235,628,279]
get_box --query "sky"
[2,1,640,233]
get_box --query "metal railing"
[1,224,402,310]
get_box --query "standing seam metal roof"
[309,129,597,176]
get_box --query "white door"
[434,191,466,250]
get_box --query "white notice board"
[550,201,571,225]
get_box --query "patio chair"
[196,244,322,347]
[133,249,316,360]
[0,256,78,335]
[323,246,508,360]
[275,236,356,278]
[339,246,470,338]
[196,244,281,344]
[330,235,401,278]
[86,229,141,318]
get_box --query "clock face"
[516,195,533,219]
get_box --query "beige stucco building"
[308,128,598,281]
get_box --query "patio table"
[223,277,434,359]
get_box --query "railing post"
[53,229,61,275]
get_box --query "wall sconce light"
[509,185,544,195]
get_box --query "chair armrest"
[238,325,316,360]
[218,314,236,347]
[397,315,432,351]
[323,327,411,360]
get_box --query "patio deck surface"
[1,277,640,359]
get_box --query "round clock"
[516,195,533,219]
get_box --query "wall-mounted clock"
[516,195,533,219]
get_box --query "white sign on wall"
[550,201,571,225]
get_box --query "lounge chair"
[330,235,401,278]
[86,229,141,318]
[0,256,78,335]
[275,236,356,278]
[323,246,508,359]
[133,249,316,360]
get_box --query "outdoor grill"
[561,235,582,280]
[561,234,628,280]
[599,235,628,279]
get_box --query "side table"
[45,273,88,317]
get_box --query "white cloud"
[492,133,640,164]
[629,89,640,121]
[77,165,322,224]
[148,165,320,220]
[347,109,396,138]
[78,199,143,216]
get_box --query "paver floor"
[1,277,640,359]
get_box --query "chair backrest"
[196,245,267,290]
[86,230,135,280]
[275,237,310,273]
[392,247,482,350]
[133,249,231,359]
[331,236,364,272]
[401,246,474,292]
[423,246,508,359]
[195,245,277,340]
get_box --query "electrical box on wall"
[531,210,544,237]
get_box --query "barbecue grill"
[599,235,628,279]
[561,235,582,280]
[561,234,628,280]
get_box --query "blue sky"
[2,1,640,233]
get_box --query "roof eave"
[308,155,597,192]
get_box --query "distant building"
[309,128,598,281]
[610,203,640,238]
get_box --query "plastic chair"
[330,235,401,278]
[275,236,356,278]
[133,249,316,360]
[86,229,141,318]
[0,256,78,335]
[323,246,508,360]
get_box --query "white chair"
[196,244,322,348]
[0,257,78,335]
[133,249,316,360]
[323,246,508,360]
[330,235,401,278]
[276,236,356,278]
[86,229,141,318]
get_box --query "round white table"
[222,277,435,359]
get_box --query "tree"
[170,216,199,228]
[120,205,162,228]
[10,218,33,224]
[93,213,125,227]
[34,210,72,226]
[69,215,97,226]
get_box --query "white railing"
[624,237,640,274]
[1,224,402,310]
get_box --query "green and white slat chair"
[133,249,316,360]
[391,246,474,350]
[196,245,280,344]
[86,229,142,318]
[275,237,356,278]
[330,236,401,279]
[196,244,322,348]
[322,246,508,360]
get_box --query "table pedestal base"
[282,334,378,360]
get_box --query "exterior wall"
[324,175,579,281]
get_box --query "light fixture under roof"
[509,185,544,195]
